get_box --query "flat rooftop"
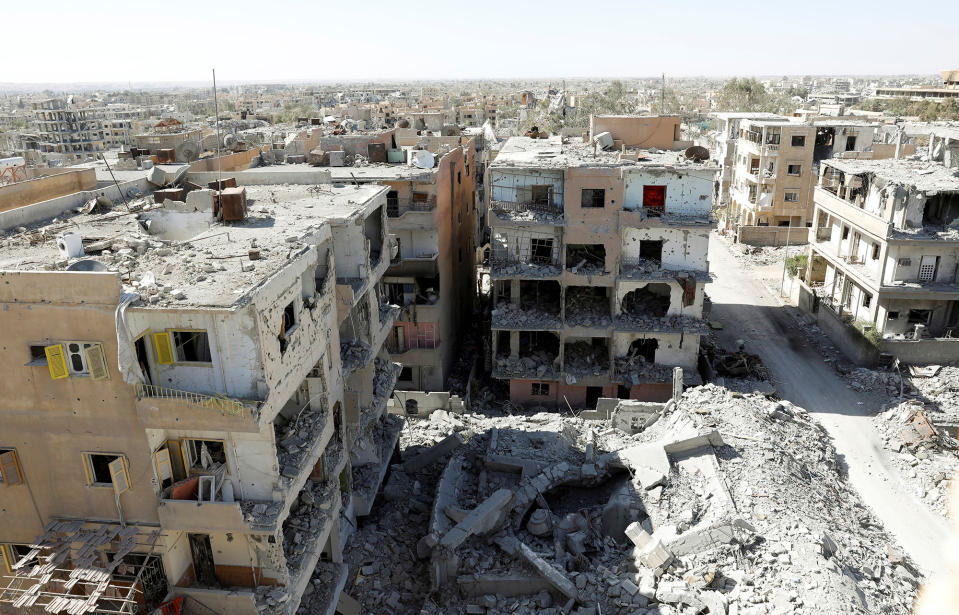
[822,158,959,193]
[0,183,385,308]
[234,163,436,182]
[712,112,788,121]
[490,136,719,171]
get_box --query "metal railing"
[387,198,437,217]
[135,383,257,416]
[491,199,564,217]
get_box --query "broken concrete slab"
[484,454,547,478]
[495,536,578,600]
[438,489,513,549]
[404,432,465,472]
[663,429,725,455]
[665,518,756,557]
[186,188,215,212]
[457,574,552,597]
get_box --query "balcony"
[387,252,439,277]
[490,200,564,226]
[491,303,562,331]
[814,186,891,240]
[387,197,436,218]
[613,313,711,334]
[352,414,403,516]
[135,383,262,432]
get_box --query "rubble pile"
[564,292,612,328]
[492,303,562,329]
[491,262,562,278]
[493,207,564,225]
[340,339,372,376]
[615,312,710,334]
[274,401,330,478]
[494,351,559,380]
[563,342,609,376]
[841,363,959,519]
[614,355,680,387]
[344,386,919,615]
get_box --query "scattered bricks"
[403,433,465,472]
[637,569,657,599]
[638,538,674,573]
[656,580,707,611]
[621,578,640,596]
[666,518,755,557]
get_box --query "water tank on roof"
[684,145,710,162]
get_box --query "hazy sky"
[6,0,954,84]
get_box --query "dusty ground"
[707,232,951,575]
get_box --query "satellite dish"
[223,134,238,150]
[66,259,108,272]
[175,141,200,162]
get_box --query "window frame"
[1,544,39,574]
[531,382,550,397]
[180,438,230,476]
[0,448,24,486]
[783,190,800,203]
[166,329,213,365]
[786,163,802,176]
[790,135,806,147]
[581,188,606,209]
[81,452,127,489]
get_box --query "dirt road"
[706,233,950,575]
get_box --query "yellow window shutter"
[153,333,174,365]
[154,448,172,482]
[109,457,130,495]
[0,451,24,486]
[85,344,110,381]
[44,344,69,380]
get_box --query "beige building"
[806,157,959,364]
[487,116,716,408]
[30,99,105,161]
[0,175,401,615]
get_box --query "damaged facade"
[0,177,402,615]
[716,114,882,231]
[806,157,959,363]
[488,116,715,407]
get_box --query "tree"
[715,78,788,113]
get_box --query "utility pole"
[212,69,222,188]
[661,73,666,113]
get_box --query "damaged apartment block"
[488,115,715,407]
[806,155,959,364]
[0,170,404,615]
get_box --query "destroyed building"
[487,116,715,407]
[29,98,105,162]
[805,156,959,363]
[351,385,920,615]
[0,175,402,615]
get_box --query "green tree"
[715,78,788,113]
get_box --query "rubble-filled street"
[344,385,921,614]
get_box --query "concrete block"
[147,165,167,186]
[186,189,215,212]
[625,521,652,548]
[416,532,439,559]
[163,199,194,213]
[663,429,725,455]
[403,433,465,472]
[456,574,551,598]
[612,444,670,475]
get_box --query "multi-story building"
[806,157,959,362]
[719,116,881,230]
[30,98,105,161]
[711,112,789,211]
[487,115,715,407]
[0,177,401,615]
[726,118,816,228]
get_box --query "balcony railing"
[491,199,564,218]
[135,383,259,416]
[387,336,438,353]
[387,198,436,217]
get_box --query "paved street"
[706,233,950,575]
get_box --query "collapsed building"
[0,175,402,614]
[347,384,920,614]
[487,116,715,407]
[805,156,959,364]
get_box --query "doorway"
[586,386,602,408]
[134,336,153,385]
[188,534,219,588]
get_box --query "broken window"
[566,244,606,274]
[82,453,127,491]
[279,301,297,354]
[791,135,806,147]
[496,331,511,358]
[908,309,931,325]
[841,226,849,240]
[181,439,227,475]
[405,399,419,415]
[863,293,872,308]
[643,185,666,214]
[845,136,857,151]
[531,383,550,397]
[784,190,799,203]
[871,244,880,260]
[787,164,801,176]
[0,448,24,485]
[386,190,399,216]
[530,238,554,265]
[887,311,900,320]
[399,367,413,382]
[639,240,663,265]
[628,337,659,363]
[581,188,605,208]
[172,331,212,363]
[621,284,671,319]
[530,185,551,205]
[749,159,760,173]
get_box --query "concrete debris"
[494,351,560,380]
[403,432,466,472]
[341,384,919,615]
[491,303,562,329]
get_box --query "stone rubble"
[340,384,920,615]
